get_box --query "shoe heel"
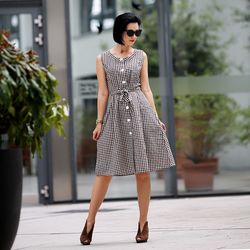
[135,221,149,243]
[80,220,95,245]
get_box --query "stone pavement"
[12,195,250,250]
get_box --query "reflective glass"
[0,13,38,204]
[171,0,250,194]
[70,0,172,199]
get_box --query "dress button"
[122,81,126,84]
[127,118,131,122]
[126,106,129,110]
[119,58,123,61]
[129,131,132,135]
[120,68,124,72]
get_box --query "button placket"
[128,115,133,135]
[119,60,133,137]
[120,59,126,86]
[120,59,125,72]
[126,104,134,136]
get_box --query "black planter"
[0,149,23,250]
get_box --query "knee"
[97,175,112,183]
[136,172,150,182]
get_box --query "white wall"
[71,31,114,78]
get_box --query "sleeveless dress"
[95,48,175,176]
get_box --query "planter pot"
[175,115,191,179]
[176,153,193,178]
[77,138,96,173]
[0,149,23,250]
[182,160,216,192]
[204,157,219,174]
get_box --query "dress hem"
[95,164,175,176]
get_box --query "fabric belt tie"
[111,86,140,103]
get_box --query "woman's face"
[122,22,140,46]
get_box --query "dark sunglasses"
[126,29,142,37]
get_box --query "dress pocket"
[99,106,111,137]
[139,92,151,109]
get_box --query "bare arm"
[96,54,109,122]
[140,51,159,118]
[92,55,109,141]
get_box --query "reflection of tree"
[234,0,250,146]
[171,1,231,76]
[133,0,231,77]
[175,94,238,162]
[170,1,238,162]
[234,0,250,50]
[134,1,241,163]
[76,101,97,173]
[134,7,159,76]
[237,107,250,145]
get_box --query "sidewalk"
[12,195,250,250]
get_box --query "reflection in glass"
[70,0,250,199]
[0,14,32,51]
[171,0,250,193]
[79,0,116,34]
[0,13,37,204]
[70,0,172,199]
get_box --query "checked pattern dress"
[95,48,175,176]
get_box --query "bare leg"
[135,172,151,231]
[85,175,112,233]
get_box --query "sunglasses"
[126,29,142,37]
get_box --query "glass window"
[80,0,116,34]
[171,0,250,194]
[70,0,250,200]
[0,13,38,205]
[70,0,175,200]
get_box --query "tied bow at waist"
[111,86,141,103]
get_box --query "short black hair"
[113,12,141,45]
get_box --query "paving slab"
[12,195,250,250]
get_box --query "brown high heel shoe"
[80,220,95,245]
[135,221,149,243]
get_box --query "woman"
[80,12,175,245]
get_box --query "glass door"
[69,0,176,200]
[171,0,250,195]
[0,4,49,205]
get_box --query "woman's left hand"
[159,120,167,131]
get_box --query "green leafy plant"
[126,0,241,164]
[0,32,69,156]
[175,94,239,163]
[170,0,231,76]
[169,1,238,163]
[133,0,233,76]
[237,106,250,145]
[234,0,250,51]
[135,8,159,77]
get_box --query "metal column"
[156,0,177,197]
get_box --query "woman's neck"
[114,44,133,54]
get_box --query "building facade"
[0,0,250,204]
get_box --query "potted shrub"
[0,32,68,250]
[76,107,97,173]
[175,94,238,191]
[237,106,250,146]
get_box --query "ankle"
[139,219,148,225]
[86,217,95,224]
[138,220,147,230]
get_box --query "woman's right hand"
[92,123,102,141]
